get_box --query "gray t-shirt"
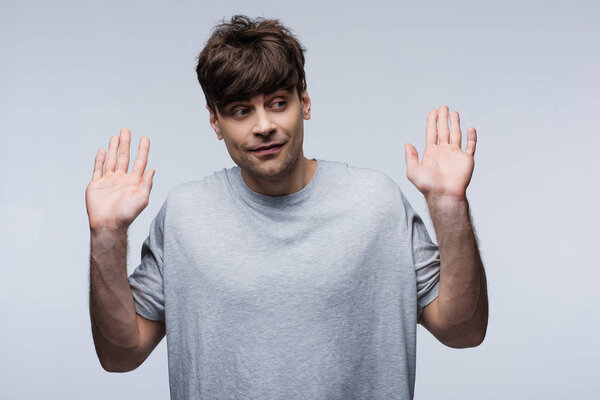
[128,159,440,400]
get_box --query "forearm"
[427,196,488,330]
[89,228,140,352]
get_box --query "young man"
[86,15,488,400]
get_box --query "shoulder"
[167,167,232,201]
[323,159,408,213]
[339,161,404,202]
[348,164,396,191]
[161,166,236,215]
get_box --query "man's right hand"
[86,128,164,372]
[85,128,155,232]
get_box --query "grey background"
[1,0,598,398]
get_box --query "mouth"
[250,143,284,156]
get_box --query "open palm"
[404,105,477,201]
[85,129,155,231]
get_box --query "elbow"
[91,330,143,373]
[466,307,489,347]
[437,315,487,349]
[100,361,124,373]
[95,343,142,373]
[442,335,483,349]
[472,327,487,347]
[448,304,488,349]
[462,330,486,348]
[99,356,140,373]
[445,326,487,349]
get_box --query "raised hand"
[85,129,155,232]
[404,105,477,202]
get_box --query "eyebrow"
[265,88,292,97]
[223,89,291,110]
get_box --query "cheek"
[221,125,249,148]
[277,112,302,134]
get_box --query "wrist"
[425,194,469,212]
[90,224,129,238]
[426,195,473,238]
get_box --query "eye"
[232,108,249,117]
[271,100,287,110]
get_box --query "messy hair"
[195,15,307,115]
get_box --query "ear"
[206,105,223,140]
[300,85,311,120]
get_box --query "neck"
[241,156,317,196]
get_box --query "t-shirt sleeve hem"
[133,301,165,322]
[417,280,440,321]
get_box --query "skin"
[85,87,317,372]
[86,130,165,372]
[207,86,317,197]
[406,105,488,347]
[85,100,486,373]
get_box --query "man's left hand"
[404,105,477,203]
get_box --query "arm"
[405,105,488,348]
[86,129,164,372]
[418,197,488,348]
[89,228,165,372]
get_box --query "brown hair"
[195,15,307,115]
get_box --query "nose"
[252,107,276,136]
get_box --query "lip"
[251,143,284,156]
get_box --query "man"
[86,15,487,400]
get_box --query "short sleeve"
[127,201,167,322]
[399,190,441,320]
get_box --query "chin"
[239,148,300,182]
[250,161,293,182]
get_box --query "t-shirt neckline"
[229,159,322,209]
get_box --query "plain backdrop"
[1,0,599,398]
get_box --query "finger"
[131,136,151,177]
[437,105,450,144]
[426,109,438,147]
[139,169,155,196]
[449,110,462,149]
[465,127,477,156]
[92,149,106,181]
[105,135,119,173]
[404,143,420,173]
[116,128,131,174]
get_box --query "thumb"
[139,169,155,195]
[404,143,419,174]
